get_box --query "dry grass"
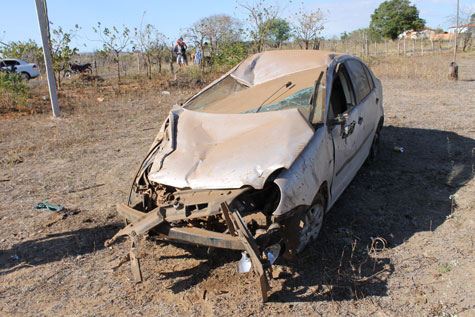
[365,51,475,81]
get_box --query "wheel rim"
[297,202,324,253]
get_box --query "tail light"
[33,65,38,69]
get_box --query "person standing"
[173,38,187,67]
[203,42,211,65]
[181,38,188,66]
[194,46,201,64]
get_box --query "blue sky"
[1,0,473,51]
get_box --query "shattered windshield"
[183,68,326,124]
[245,86,313,116]
[245,83,326,124]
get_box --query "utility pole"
[34,0,60,116]
[453,0,459,62]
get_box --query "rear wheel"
[368,120,383,163]
[84,67,92,74]
[369,129,380,161]
[20,72,30,81]
[64,70,72,79]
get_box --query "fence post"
[365,33,369,56]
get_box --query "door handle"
[358,116,364,125]
[342,121,356,138]
[376,97,380,104]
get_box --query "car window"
[328,64,356,120]
[345,59,372,104]
[4,60,16,66]
[363,65,374,91]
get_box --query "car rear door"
[344,59,379,169]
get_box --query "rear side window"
[363,65,375,91]
[345,59,372,104]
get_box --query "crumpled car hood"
[147,106,314,190]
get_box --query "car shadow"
[268,125,474,302]
[0,224,119,275]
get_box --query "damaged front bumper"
[106,188,280,301]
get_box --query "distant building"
[398,27,436,40]
[448,24,475,34]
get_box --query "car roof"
[230,50,342,87]
[1,58,24,63]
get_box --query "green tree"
[212,41,248,67]
[265,18,291,48]
[134,12,168,78]
[237,0,285,52]
[0,72,28,112]
[292,6,326,49]
[93,22,131,84]
[370,0,425,39]
[50,25,79,88]
[0,40,43,68]
[187,14,241,53]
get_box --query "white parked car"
[0,58,40,80]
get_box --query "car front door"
[327,63,363,200]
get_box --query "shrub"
[0,72,28,113]
[212,41,249,68]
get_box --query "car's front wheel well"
[318,181,329,213]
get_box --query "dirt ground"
[1,54,474,316]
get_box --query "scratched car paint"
[107,50,384,301]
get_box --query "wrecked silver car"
[106,50,384,301]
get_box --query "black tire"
[367,117,384,164]
[20,72,30,81]
[368,128,380,162]
[282,192,325,257]
[296,192,325,253]
[84,68,92,74]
